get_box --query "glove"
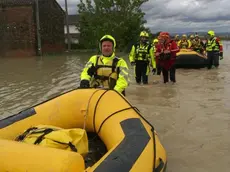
[155,52,160,56]
[220,52,223,60]
[152,68,156,75]
[131,62,135,66]
[79,80,90,88]
[164,50,171,54]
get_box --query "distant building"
[0,0,65,57]
[64,15,80,46]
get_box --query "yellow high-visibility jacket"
[81,53,129,93]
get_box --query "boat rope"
[96,106,138,134]
[83,89,101,130]
[92,90,109,133]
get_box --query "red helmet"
[159,32,170,39]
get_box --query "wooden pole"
[65,0,71,51]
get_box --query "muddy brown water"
[1,42,230,172]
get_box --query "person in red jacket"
[156,32,180,83]
[216,37,223,60]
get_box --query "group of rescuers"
[79,30,224,96]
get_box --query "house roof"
[0,0,65,15]
[68,15,79,25]
[0,0,34,6]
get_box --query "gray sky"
[57,0,230,33]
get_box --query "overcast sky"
[57,0,230,33]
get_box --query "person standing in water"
[79,35,129,96]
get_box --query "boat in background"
[176,49,207,68]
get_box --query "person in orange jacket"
[155,32,180,83]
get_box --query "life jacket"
[206,37,220,52]
[15,125,89,155]
[158,40,174,60]
[175,39,179,44]
[179,40,189,48]
[216,38,223,52]
[90,55,120,89]
[219,43,223,52]
[192,39,202,49]
[134,43,152,61]
[189,38,194,43]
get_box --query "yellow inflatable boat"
[176,48,207,68]
[0,88,167,172]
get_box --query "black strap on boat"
[15,127,78,152]
[16,127,55,145]
[50,140,78,152]
[68,142,78,152]
[34,128,54,144]
[15,127,38,141]
[31,128,77,152]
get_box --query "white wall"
[64,24,80,44]
[65,38,79,44]
[64,25,79,34]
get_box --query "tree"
[152,31,162,38]
[76,0,150,50]
[76,0,96,49]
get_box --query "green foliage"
[76,0,150,51]
[151,31,162,39]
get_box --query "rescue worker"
[178,34,191,49]
[155,32,180,83]
[153,38,162,75]
[79,35,129,96]
[216,37,224,60]
[189,35,195,48]
[189,34,195,43]
[153,38,159,47]
[191,34,204,53]
[206,30,220,69]
[129,31,156,84]
[174,34,180,44]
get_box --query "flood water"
[1,42,230,172]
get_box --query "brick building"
[0,0,65,57]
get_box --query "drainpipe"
[35,0,42,56]
[65,0,71,52]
